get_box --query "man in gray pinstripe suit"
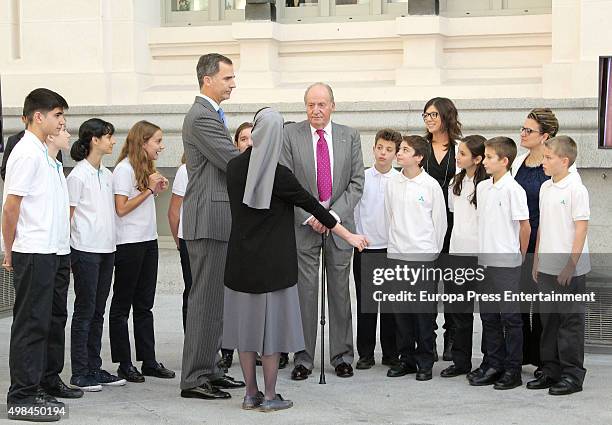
[179,53,245,400]
[280,83,364,380]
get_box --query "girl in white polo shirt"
[109,120,174,383]
[442,135,489,379]
[67,118,126,391]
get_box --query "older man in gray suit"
[179,53,245,400]
[281,83,364,380]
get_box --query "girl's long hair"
[452,135,488,208]
[116,120,161,191]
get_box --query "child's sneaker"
[92,369,127,386]
[70,374,102,392]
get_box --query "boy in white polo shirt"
[385,135,447,381]
[353,129,401,370]
[2,88,80,422]
[527,135,590,396]
[469,136,530,390]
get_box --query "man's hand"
[557,263,576,286]
[2,252,13,272]
[307,217,327,234]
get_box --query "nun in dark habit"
[223,108,368,412]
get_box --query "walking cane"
[319,232,327,384]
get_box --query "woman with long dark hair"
[422,97,462,361]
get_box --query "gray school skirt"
[222,284,305,355]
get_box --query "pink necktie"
[316,129,332,202]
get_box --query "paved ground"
[1,248,611,425]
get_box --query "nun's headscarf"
[242,108,284,209]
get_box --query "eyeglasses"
[422,112,439,121]
[520,127,542,136]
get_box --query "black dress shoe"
[527,375,557,390]
[290,365,312,381]
[416,369,433,381]
[210,375,246,389]
[440,365,470,378]
[534,367,544,379]
[279,353,289,369]
[118,365,145,383]
[41,379,84,399]
[335,362,354,378]
[466,367,485,381]
[355,357,375,370]
[469,367,503,386]
[217,353,233,373]
[493,371,523,390]
[549,376,583,396]
[141,362,176,379]
[181,383,231,400]
[386,361,417,378]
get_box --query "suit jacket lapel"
[331,122,345,200]
[296,122,318,196]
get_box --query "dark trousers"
[8,253,70,403]
[178,238,192,332]
[109,240,158,364]
[393,261,436,371]
[520,255,542,367]
[353,248,397,361]
[539,273,586,384]
[70,249,115,377]
[445,255,479,371]
[480,266,523,373]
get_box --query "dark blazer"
[181,96,239,241]
[225,148,337,294]
[1,130,63,180]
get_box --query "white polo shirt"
[113,158,158,245]
[477,172,529,267]
[537,173,590,276]
[172,164,188,240]
[448,175,480,255]
[385,169,447,261]
[53,158,71,256]
[67,160,116,253]
[354,166,400,249]
[1,130,69,254]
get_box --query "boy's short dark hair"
[402,135,429,167]
[484,137,517,171]
[544,135,578,167]
[374,129,402,152]
[23,88,68,125]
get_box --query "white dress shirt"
[354,166,400,249]
[303,121,340,224]
[385,169,448,261]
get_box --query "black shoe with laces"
[117,365,145,383]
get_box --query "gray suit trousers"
[180,238,226,389]
[294,236,354,370]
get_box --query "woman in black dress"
[422,97,462,361]
[223,108,368,412]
